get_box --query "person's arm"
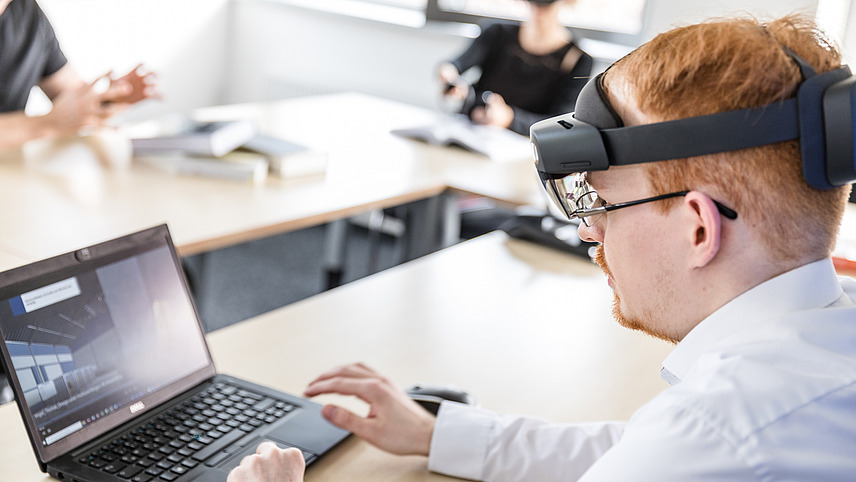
[39,63,158,106]
[0,110,62,150]
[0,65,111,150]
[438,23,503,102]
[37,62,86,101]
[0,64,159,151]
[577,403,756,481]
[429,402,625,481]
[225,362,435,482]
[504,104,544,136]
[304,362,624,482]
[449,22,504,75]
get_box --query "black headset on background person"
[530,47,856,191]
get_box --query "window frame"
[424,0,649,46]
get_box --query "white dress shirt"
[428,258,856,481]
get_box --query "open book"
[391,114,531,162]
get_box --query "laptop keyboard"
[77,382,298,481]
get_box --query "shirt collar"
[660,258,844,385]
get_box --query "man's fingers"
[320,404,372,436]
[304,374,393,402]
[307,362,379,386]
[255,441,280,455]
[280,447,306,470]
[92,71,113,83]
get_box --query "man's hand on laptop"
[304,362,436,456]
[227,442,305,482]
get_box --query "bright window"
[427,0,647,44]
[366,0,427,7]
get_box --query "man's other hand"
[304,362,436,456]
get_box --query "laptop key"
[203,450,231,467]
[159,471,179,481]
[253,398,275,412]
[118,464,144,478]
[145,467,163,477]
[238,390,263,401]
[192,428,245,462]
[103,462,126,474]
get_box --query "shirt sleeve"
[34,1,68,78]
[577,402,756,481]
[428,401,626,482]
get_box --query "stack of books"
[131,119,327,183]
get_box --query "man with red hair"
[229,15,856,482]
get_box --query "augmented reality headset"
[530,49,856,194]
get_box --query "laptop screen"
[0,225,215,463]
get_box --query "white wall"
[225,0,827,110]
[224,1,474,109]
[36,0,231,121]
[642,0,818,40]
[33,0,841,117]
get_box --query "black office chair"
[498,208,598,260]
[0,364,13,404]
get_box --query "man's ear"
[683,191,722,268]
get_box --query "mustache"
[594,245,613,279]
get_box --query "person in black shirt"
[438,0,592,136]
[0,0,156,150]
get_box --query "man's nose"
[577,219,603,243]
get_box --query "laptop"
[0,224,349,481]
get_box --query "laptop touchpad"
[216,437,315,473]
[267,409,349,454]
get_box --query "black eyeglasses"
[553,172,738,227]
[574,190,739,227]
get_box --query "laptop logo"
[129,402,146,414]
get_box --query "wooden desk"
[0,93,540,268]
[0,233,673,481]
[193,93,542,208]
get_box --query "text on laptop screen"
[0,244,209,448]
